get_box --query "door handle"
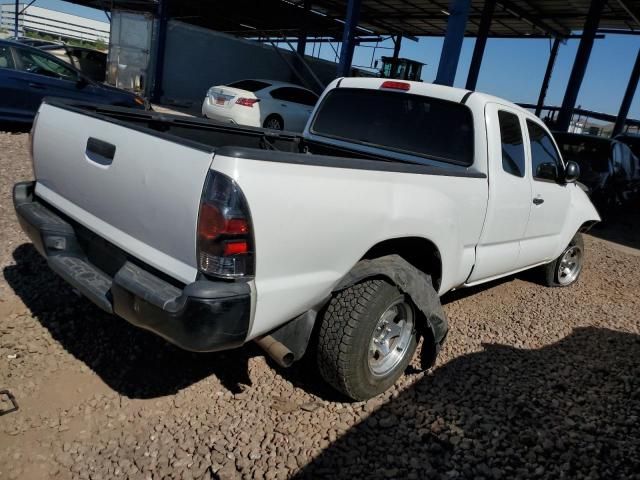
[533,197,544,205]
[86,137,116,166]
[28,82,45,89]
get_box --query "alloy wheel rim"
[266,118,281,129]
[368,299,414,377]
[557,245,583,285]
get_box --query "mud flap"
[333,254,448,370]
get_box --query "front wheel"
[316,280,418,400]
[543,233,585,287]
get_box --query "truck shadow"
[3,243,258,398]
[292,326,640,479]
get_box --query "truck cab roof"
[324,77,535,118]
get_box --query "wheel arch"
[359,236,443,291]
[263,113,284,129]
[331,253,448,369]
[555,185,601,258]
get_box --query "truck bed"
[58,100,482,172]
[56,100,304,154]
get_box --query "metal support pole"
[613,48,640,137]
[465,0,494,91]
[150,0,168,102]
[18,0,36,17]
[337,0,363,77]
[297,0,310,56]
[556,0,606,131]
[392,35,402,59]
[435,0,472,86]
[535,37,561,117]
[14,0,19,39]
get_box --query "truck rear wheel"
[543,233,585,287]
[317,279,418,400]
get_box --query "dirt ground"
[0,130,639,480]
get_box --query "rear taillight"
[380,81,411,91]
[197,171,254,279]
[236,98,259,107]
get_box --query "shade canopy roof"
[65,0,640,38]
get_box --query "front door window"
[14,48,77,81]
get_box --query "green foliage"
[24,30,106,50]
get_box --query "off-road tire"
[316,279,418,400]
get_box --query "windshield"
[310,88,474,166]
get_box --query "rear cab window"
[310,88,474,167]
[226,80,271,92]
[498,110,525,177]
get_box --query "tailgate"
[31,102,214,284]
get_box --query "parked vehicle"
[39,44,107,82]
[202,79,318,131]
[14,37,62,48]
[553,132,640,208]
[0,39,147,123]
[14,78,599,400]
[615,132,640,159]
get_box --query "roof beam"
[598,28,640,34]
[410,33,605,39]
[616,0,640,27]
[495,0,567,38]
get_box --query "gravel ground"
[1,130,639,479]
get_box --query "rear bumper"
[13,181,251,352]
[201,98,260,127]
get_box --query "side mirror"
[563,161,580,184]
[76,76,89,89]
[536,162,558,181]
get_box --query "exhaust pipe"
[255,335,295,368]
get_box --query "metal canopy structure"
[57,0,640,39]
[316,0,640,38]
[57,0,640,132]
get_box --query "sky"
[22,0,640,119]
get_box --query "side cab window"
[270,87,318,106]
[498,110,526,178]
[270,87,294,102]
[526,120,564,182]
[293,88,319,106]
[14,47,77,81]
[0,46,15,69]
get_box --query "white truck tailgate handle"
[86,137,116,166]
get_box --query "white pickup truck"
[14,78,599,400]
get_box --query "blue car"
[0,39,148,123]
